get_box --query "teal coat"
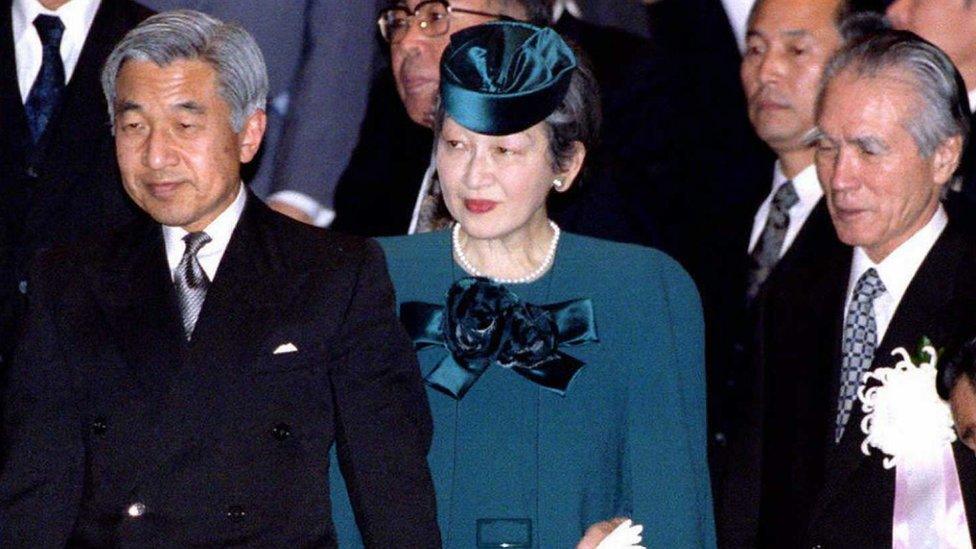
[330,230,715,548]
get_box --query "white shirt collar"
[747,162,824,256]
[12,0,101,100]
[721,0,757,53]
[968,88,976,115]
[551,0,582,23]
[846,206,948,342]
[774,161,823,209]
[163,184,248,282]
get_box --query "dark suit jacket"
[0,196,440,547]
[946,111,976,229]
[330,70,434,237]
[715,196,844,546]
[0,0,152,360]
[753,222,976,548]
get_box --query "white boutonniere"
[858,343,957,469]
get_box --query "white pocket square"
[273,342,299,355]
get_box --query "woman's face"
[437,117,578,240]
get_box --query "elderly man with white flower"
[753,30,976,548]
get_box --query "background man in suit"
[886,0,976,219]
[757,31,976,546]
[0,0,153,365]
[714,0,854,538]
[135,0,379,228]
[0,11,439,546]
[331,0,549,236]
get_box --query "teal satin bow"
[401,280,598,400]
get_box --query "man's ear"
[932,134,963,188]
[239,108,267,164]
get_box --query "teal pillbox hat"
[440,21,577,136]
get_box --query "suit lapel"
[180,195,306,377]
[91,218,187,395]
[776,200,830,274]
[813,227,967,524]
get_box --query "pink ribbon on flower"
[893,444,972,548]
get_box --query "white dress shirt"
[748,162,824,257]
[12,0,101,103]
[844,206,948,343]
[968,88,976,115]
[163,185,247,283]
[720,0,756,53]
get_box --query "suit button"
[271,423,291,441]
[713,432,727,445]
[127,502,146,517]
[91,418,107,435]
[24,166,37,179]
[18,280,27,295]
[226,505,246,519]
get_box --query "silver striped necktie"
[174,231,212,340]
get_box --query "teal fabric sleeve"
[651,252,715,547]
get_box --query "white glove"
[595,519,644,549]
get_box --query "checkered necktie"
[835,267,886,442]
[174,232,212,340]
[746,181,799,302]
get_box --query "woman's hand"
[951,374,976,452]
[577,518,644,549]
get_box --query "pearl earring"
[553,178,564,189]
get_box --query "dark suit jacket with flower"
[329,230,716,548]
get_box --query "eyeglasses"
[378,0,513,44]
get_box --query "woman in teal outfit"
[330,21,714,548]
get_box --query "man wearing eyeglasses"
[331,0,547,236]
[383,0,542,127]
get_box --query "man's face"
[741,0,842,153]
[887,0,976,87]
[391,0,525,127]
[815,70,958,262]
[114,59,265,232]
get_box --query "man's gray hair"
[101,10,268,132]
[817,30,969,158]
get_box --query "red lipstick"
[464,199,497,214]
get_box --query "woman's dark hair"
[940,337,976,400]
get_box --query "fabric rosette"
[401,277,598,399]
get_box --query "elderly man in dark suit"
[714,0,855,541]
[757,31,976,547]
[135,0,380,228]
[0,11,439,546]
[0,0,153,365]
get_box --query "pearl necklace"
[452,221,561,284]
